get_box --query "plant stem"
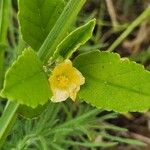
[37,0,86,62]
[0,101,19,147]
[0,0,10,89]
[107,5,150,52]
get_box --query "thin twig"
[105,0,118,30]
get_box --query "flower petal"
[69,85,80,101]
[75,68,85,85]
[51,89,69,102]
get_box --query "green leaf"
[18,0,65,51]
[1,48,51,108]
[73,51,150,112]
[53,19,96,60]
[37,0,86,62]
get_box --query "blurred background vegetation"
[0,0,150,149]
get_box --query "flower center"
[57,75,69,89]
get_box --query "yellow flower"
[49,59,85,102]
